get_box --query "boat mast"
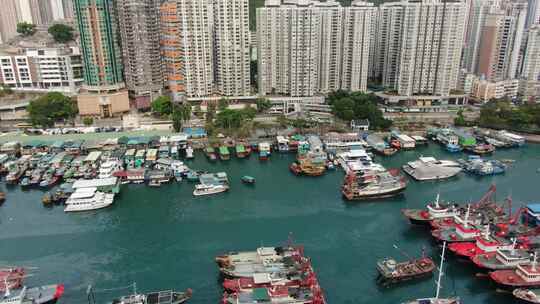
[435,241,447,299]
[464,205,471,228]
[435,193,440,208]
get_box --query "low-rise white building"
[0,45,83,95]
[471,79,519,102]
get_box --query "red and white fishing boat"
[402,194,460,226]
[490,253,540,289]
[471,248,534,270]
[222,271,317,292]
[448,226,518,258]
[0,267,25,292]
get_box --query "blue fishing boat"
[446,143,462,153]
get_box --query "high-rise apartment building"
[527,0,540,27]
[476,2,528,81]
[257,0,374,97]
[462,0,500,74]
[213,0,251,96]
[378,0,468,96]
[0,0,20,44]
[74,0,129,117]
[116,0,163,107]
[520,25,540,102]
[160,0,214,99]
[340,2,374,92]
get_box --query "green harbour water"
[1,143,540,304]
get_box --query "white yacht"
[337,149,384,174]
[64,188,115,212]
[402,157,462,181]
[98,160,121,179]
[193,184,228,196]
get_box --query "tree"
[17,22,36,36]
[255,98,271,113]
[83,117,94,126]
[207,102,216,123]
[454,109,466,126]
[215,108,256,129]
[328,91,392,130]
[177,104,192,121]
[48,24,74,43]
[218,98,229,111]
[151,96,172,116]
[171,109,183,132]
[27,92,77,127]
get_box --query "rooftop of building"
[0,30,78,56]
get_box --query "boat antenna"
[4,277,10,298]
[533,252,538,271]
[511,238,517,255]
[133,282,137,295]
[435,193,440,209]
[435,241,447,299]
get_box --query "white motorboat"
[186,146,194,159]
[402,157,462,181]
[64,188,115,212]
[193,184,228,196]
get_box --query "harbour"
[0,137,540,303]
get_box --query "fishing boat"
[64,188,115,212]
[259,142,271,161]
[193,184,228,196]
[445,143,462,153]
[513,288,540,303]
[0,284,64,304]
[376,246,435,286]
[219,146,230,160]
[222,286,324,304]
[277,136,290,153]
[236,144,248,158]
[205,147,217,161]
[459,156,506,176]
[6,166,25,184]
[289,162,302,175]
[222,271,315,293]
[402,242,460,304]
[0,267,25,292]
[186,171,200,182]
[448,227,517,258]
[241,176,255,184]
[341,170,407,200]
[489,253,540,289]
[39,175,60,189]
[365,134,397,156]
[42,192,54,206]
[110,287,192,304]
[402,194,460,226]
[471,248,535,270]
[465,143,495,155]
[148,180,161,187]
[216,245,305,269]
[20,177,30,189]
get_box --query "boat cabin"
[455,223,481,239]
[517,264,540,282]
[495,249,532,266]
